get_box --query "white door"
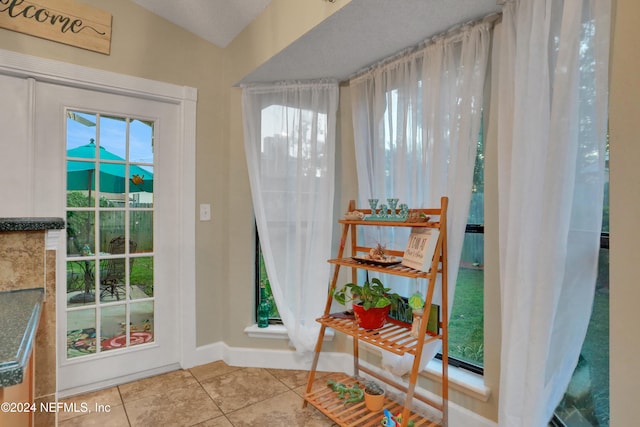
[35,82,182,392]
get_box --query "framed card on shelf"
[401,227,440,272]
[427,303,440,335]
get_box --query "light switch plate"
[199,203,211,221]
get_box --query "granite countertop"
[0,288,44,387]
[0,217,65,232]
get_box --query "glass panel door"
[34,79,182,394]
[65,111,155,359]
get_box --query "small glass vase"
[387,198,399,217]
[368,199,379,216]
[378,204,388,218]
[257,284,272,328]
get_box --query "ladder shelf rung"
[304,373,442,427]
[316,315,442,356]
[328,257,435,279]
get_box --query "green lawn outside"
[449,267,484,365]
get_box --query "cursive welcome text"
[0,0,106,35]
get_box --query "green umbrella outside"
[67,140,153,197]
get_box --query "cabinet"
[303,198,449,427]
[0,352,35,427]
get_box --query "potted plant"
[363,380,386,412]
[408,292,425,338]
[333,277,402,329]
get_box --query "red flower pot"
[352,304,390,329]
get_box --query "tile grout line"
[116,384,132,427]
[187,366,236,426]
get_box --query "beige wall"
[609,0,639,425]
[0,0,635,424]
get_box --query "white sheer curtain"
[242,81,339,353]
[492,0,610,425]
[350,20,491,374]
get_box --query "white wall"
[0,75,34,216]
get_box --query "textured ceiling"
[131,0,501,85]
[237,0,501,84]
[131,0,272,48]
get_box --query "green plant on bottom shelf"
[333,277,402,310]
[327,379,364,404]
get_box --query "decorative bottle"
[257,281,272,328]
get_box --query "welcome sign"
[0,0,112,54]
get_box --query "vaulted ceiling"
[132,0,501,84]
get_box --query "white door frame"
[0,48,197,394]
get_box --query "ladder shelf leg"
[303,323,328,408]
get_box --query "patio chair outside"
[100,236,137,300]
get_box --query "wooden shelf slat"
[328,257,434,279]
[339,219,440,228]
[316,315,441,356]
[305,374,441,427]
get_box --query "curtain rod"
[347,12,502,82]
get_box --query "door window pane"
[131,256,154,299]
[99,115,127,159]
[67,309,96,358]
[66,260,97,307]
[129,119,154,164]
[99,211,125,251]
[130,302,154,347]
[100,304,126,352]
[130,211,153,253]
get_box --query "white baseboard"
[449,400,498,427]
[188,342,497,427]
[57,362,181,399]
[188,341,352,373]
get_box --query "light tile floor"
[58,361,339,427]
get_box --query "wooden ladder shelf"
[303,197,449,427]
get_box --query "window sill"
[423,358,491,402]
[244,324,334,341]
[359,341,491,402]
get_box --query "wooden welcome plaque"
[0,0,112,54]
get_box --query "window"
[255,229,281,324]
[358,84,487,374]
[244,82,338,345]
[552,147,609,427]
[444,123,485,372]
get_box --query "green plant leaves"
[408,292,425,309]
[332,277,401,310]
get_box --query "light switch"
[199,203,211,221]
